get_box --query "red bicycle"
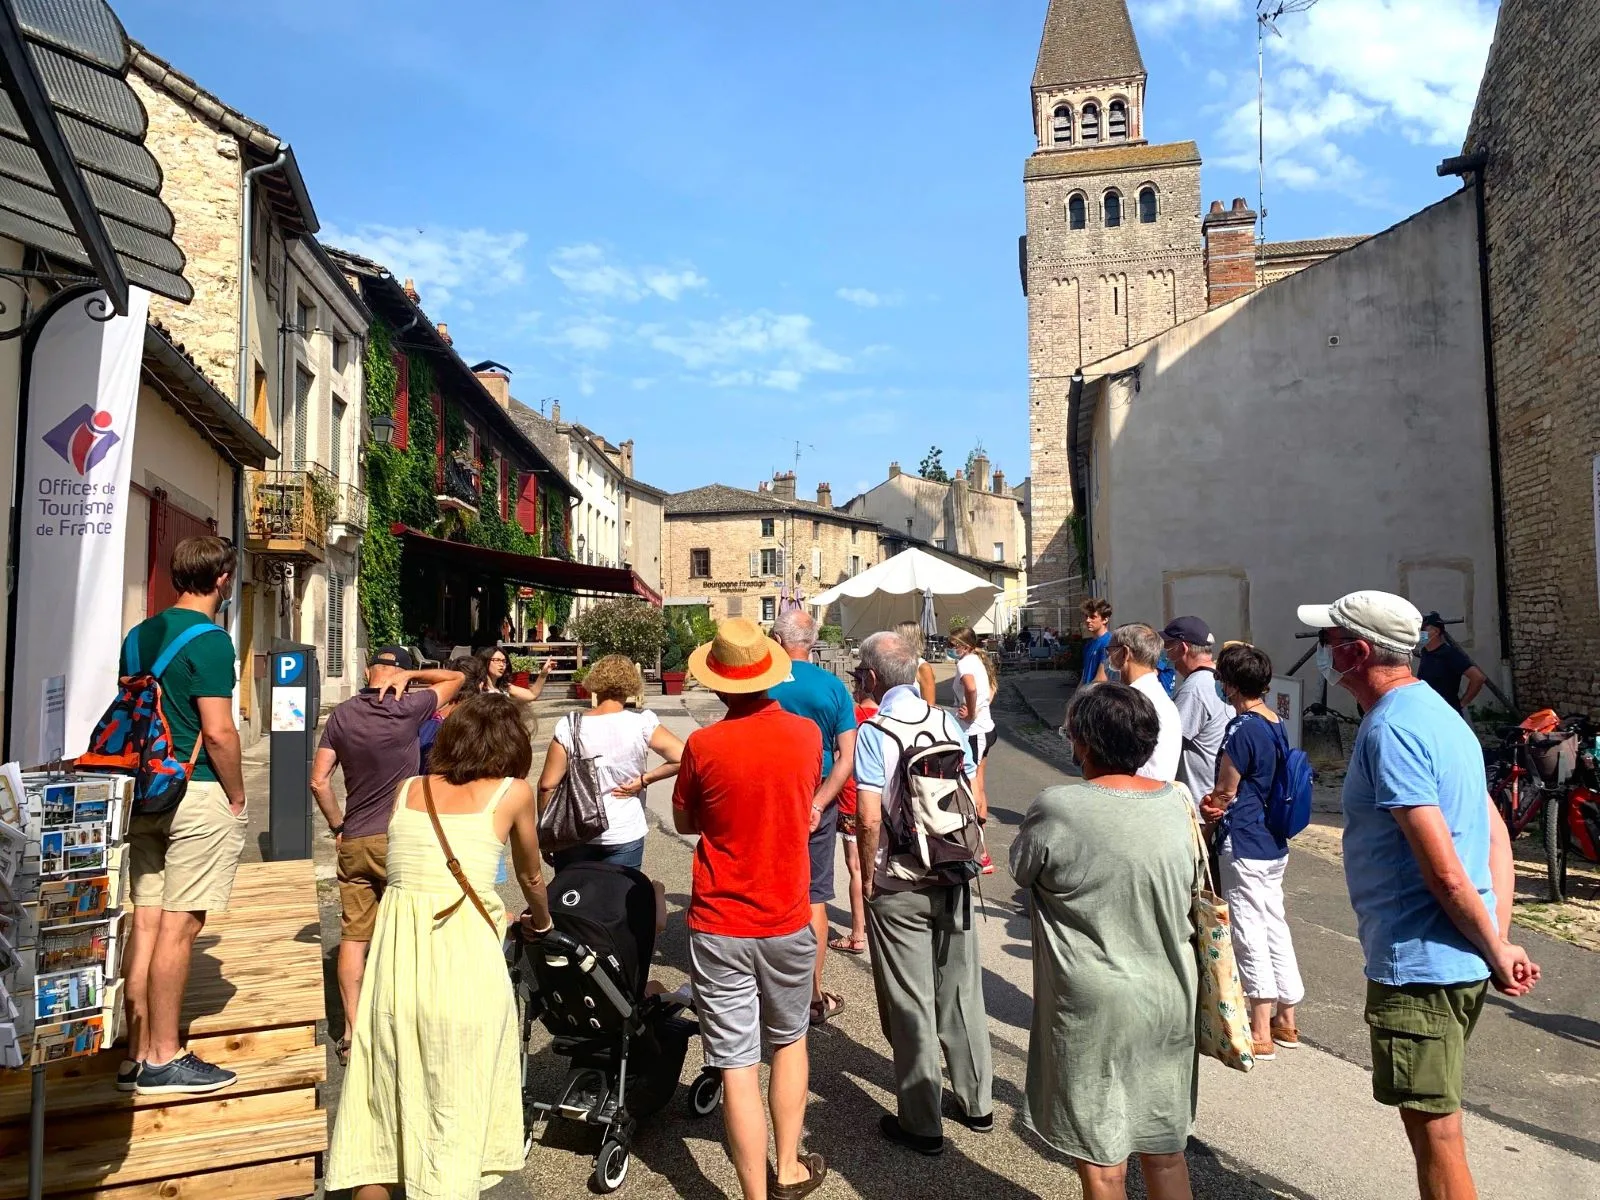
[1486,710,1590,902]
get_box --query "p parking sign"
[271,651,308,732]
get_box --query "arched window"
[1109,99,1128,140]
[1051,105,1072,145]
[1081,102,1100,143]
[1104,190,1122,228]
[1138,186,1157,224]
[1067,193,1087,230]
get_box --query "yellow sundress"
[325,776,524,1199]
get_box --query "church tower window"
[1051,105,1073,145]
[1109,99,1128,140]
[1068,193,1087,230]
[1081,102,1100,143]
[1138,186,1158,223]
[1104,190,1122,228]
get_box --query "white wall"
[1088,189,1502,700]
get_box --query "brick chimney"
[1202,198,1259,309]
[971,452,990,492]
[436,322,453,346]
[771,470,796,500]
[758,480,770,493]
[475,368,511,408]
[889,461,901,478]
[402,277,419,303]
[992,469,1006,495]
[550,400,561,423]
[816,481,833,509]
[618,439,634,477]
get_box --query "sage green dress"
[1009,780,1201,1166]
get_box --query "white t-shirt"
[955,654,994,736]
[553,708,660,846]
[1131,672,1182,783]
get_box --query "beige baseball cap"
[1296,590,1422,655]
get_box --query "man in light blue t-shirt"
[1300,590,1538,1200]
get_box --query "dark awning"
[391,525,663,606]
[143,323,278,469]
[0,0,192,308]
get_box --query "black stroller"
[506,861,723,1193]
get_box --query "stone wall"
[844,472,1026,569]
[1466,0,1600,713]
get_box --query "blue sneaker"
[115,1060,140,1092]
[135,1052,237,1096]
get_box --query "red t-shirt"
[672,699,821,938]
[838,702,878,817]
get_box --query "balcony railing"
[246,465,335,558]
[438,455,480,512]
[330,482,368,533]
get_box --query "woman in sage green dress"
[1010,683,1201,1200]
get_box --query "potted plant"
[571,665,590,701]
[509,654,538,689]
[661,632,689,696]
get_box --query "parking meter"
[267,641,319,861]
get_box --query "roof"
[1033,0,1145,90]
[127,41,317,237]
[505,399,575,487]
[0,0,192,305]
[665,483,880,527]
[1025,140,1200,181]
[142,321,276,468]
[391,524,661,606]
[1257,235,1370,261]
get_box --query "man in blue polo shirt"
[1078,597,1113,686]
[769,608,856,1026]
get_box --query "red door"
[146,489,218,616]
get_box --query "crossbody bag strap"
[421,776,497,932]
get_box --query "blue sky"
[119,0,1499,497]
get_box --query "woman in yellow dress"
[326,693,552,1200]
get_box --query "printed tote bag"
[1179,785,1255,1073]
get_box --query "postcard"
[0,1021,21,1070]
[38,920,110,974]
[39,829,65,875]
[29,1014,102,1065]
[40,784,75,829]
[0,814,24,886]
[36,876,108,927]
[0,763,23,829]
[72,798,108,826]
[0,931,18,979]
[35,965,101,1023]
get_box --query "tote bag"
[1179,785,1255,1073]
[538,711,609,854]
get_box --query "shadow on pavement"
[1484,992,1600,1050]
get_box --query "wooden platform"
[0,861,327,1199]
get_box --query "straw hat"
[688,617,793,694]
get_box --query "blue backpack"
[1261,715,1314,840]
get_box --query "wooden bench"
[0,860,327,1199]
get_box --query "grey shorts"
[689,925,816,1069]
[808,807,839,903]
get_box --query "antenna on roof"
[792,440,816,477]
[1257,0,1320,244]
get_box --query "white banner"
[9,288,148,765]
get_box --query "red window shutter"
[516,471,539,535]
[433,393,444,491]
[393,352,410,451]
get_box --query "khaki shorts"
[1366,978,1488,1114]
[336,834,388,941]
[128,780,249,913]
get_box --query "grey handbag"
[537,711,609,854]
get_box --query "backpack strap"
[148,622,228,679]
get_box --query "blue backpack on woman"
[1261,717,1314,839]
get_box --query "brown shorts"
[337,834,388,940]
[128,780,249,913]
[838,811,858,840]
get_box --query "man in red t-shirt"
[674,618,826,1200]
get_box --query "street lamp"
[576,533,587,564]
[369,413,397,447]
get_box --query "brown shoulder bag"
[421,776,498,932]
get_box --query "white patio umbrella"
[810,547,1001,640]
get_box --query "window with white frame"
[993,541,1005,562]
[761,517,776,538]
[761,596,777,623]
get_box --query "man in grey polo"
[1161,616,1230,803]
[854,630,992,1157]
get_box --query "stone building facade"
[664,477,881,624]
[1464,0,1600,713]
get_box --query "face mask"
[1215,680,1229,704]
[1316,643,1349,688]
[216,598,232,626]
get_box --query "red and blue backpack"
[78,622,230,815]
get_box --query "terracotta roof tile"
[1033,0,1145,90]
[1257,235,1370,260]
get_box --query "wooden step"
[54,1158,316,1200]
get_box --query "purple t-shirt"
[319,689,439,838]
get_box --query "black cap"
[370,645,416,670]
[1159,616,1214,646]
[1421,611,1445,630]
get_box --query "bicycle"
[1485,711,1587,902]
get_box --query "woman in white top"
[536,654,685,871]
[894,621,939,705]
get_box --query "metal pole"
[28,1065,44,1200]
[1258,15,1266,242]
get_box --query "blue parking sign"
[274,651,306,687]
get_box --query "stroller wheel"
[593,1139,630,1193]
[687,1068,723,1118]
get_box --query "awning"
[0,0,192,308]
[143,322,278,469]
[391,524,662,606]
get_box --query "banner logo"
[43,405,119,476]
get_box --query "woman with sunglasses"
[475,645,551,704]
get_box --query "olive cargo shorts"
[1365,978,1488,1114]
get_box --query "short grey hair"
[860,631,918,688]
[1369,645,1413,669]
[893,620,926,658]
[772,607,817,650]
[1180,640,1214,661]
[1110,623,1163,669]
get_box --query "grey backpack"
[538,711,609,854]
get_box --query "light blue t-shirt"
[1342,681,1494,987]
[770,659,857,776]
[855,685,978,792]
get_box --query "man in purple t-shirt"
[310,647,464,1052]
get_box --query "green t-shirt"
[127,608,237,782]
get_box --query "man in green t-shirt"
[120,535,248,1097]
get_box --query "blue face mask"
[1215,680,1228,703]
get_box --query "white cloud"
[322,223,527,309]
[835,286,902,309]
[1135,0,1244,29]
[549,244,708,303]
[550,317,618,352]
[640,311,851,390]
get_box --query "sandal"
[809,992,846,1026]
[828,934,866,954]
[334,1036,351,1067]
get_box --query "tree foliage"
[919,446,949,482]
[570,599,668,665]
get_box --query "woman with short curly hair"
[536,654,685,870]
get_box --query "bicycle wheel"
[1542,793,1567,903]
[1488,770,1518,835]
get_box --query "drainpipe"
[1438,151,1513,697]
